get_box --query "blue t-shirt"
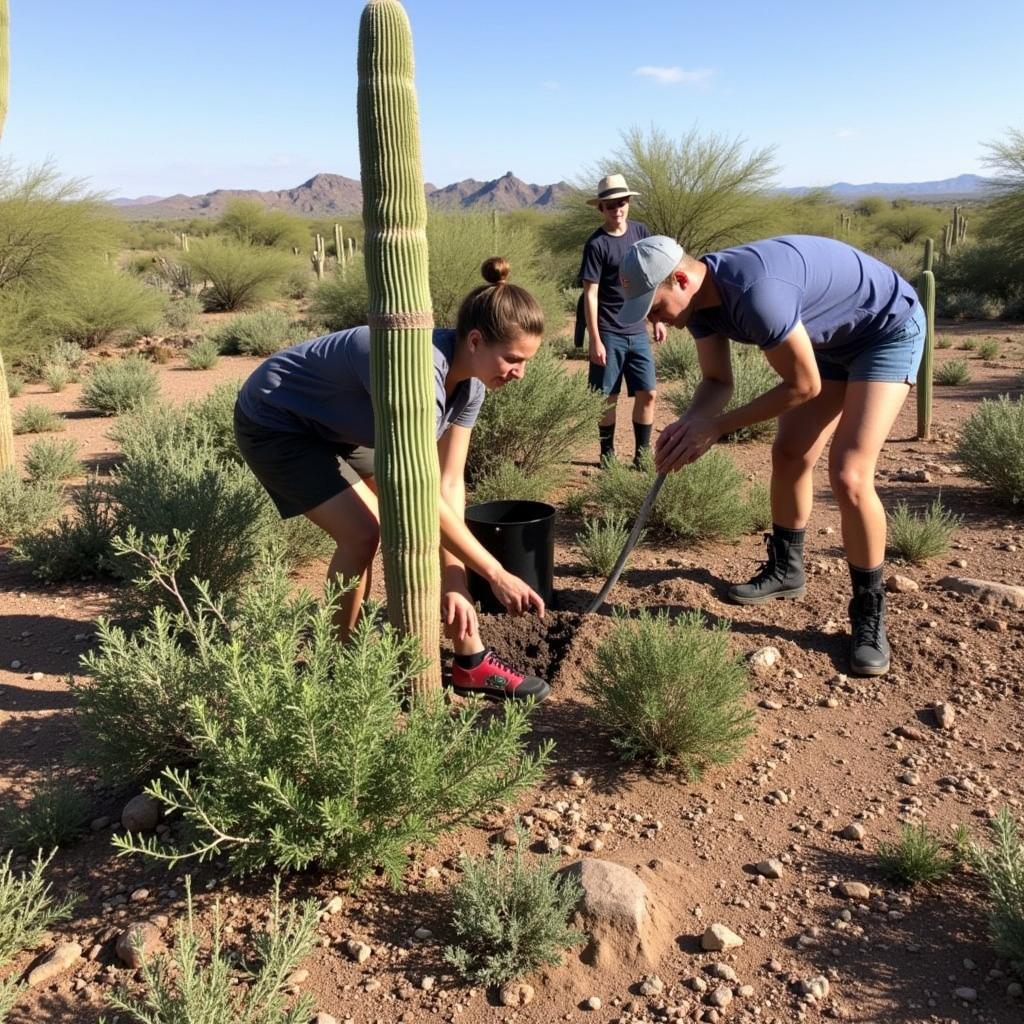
[688,235,918,351]
[580,220,652,335]
[236,327,486,448]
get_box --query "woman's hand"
[442,590,479,643]
[490,569,546,618]
[655,416,720,474]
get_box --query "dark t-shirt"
[688,235,918,351]
[580,220,652,335]
[236,326,485,448]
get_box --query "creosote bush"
[54,267,165,348]
[163,294,202,333]
[877,824,958,886]
[6,372,24,398]
[103,880,318,1024]
[966,808,1024,967]
[23,437,79,482]
[588,450,764,542]
[934,359,970,386]
[977,338,1000,360]
[956,395,1024,506]
[468,345,605,483]
[209,308,296,356]
[84,536,551,879]
[307,259,368,331]
[1,780,90,853]
[13,402,63,434]
[42,362,74,392]
[582,608,754,773]
[576,514,636,577]
[184,239,293,312]
[655,329,699,381]
[886,497,962,564]
[444,827,585,986]
[185,337,220,370]
[0,469,62,542]
[469,460,559,504]
[80,355,159,415]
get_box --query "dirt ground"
[2,321,1024,1024]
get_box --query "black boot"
[848,589,890,676]
[727,527,806,605]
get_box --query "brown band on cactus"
[368,311,434,331]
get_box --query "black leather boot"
[728,528,806,605]
[848,589,890,676]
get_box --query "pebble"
[1008,982,1023,998]
[886,574,919,593]
[115,922,162,967]
[10,660,22,670]
[312,1015,338,1024]
[759,699,783,710]
[701,923,743,951]
[837,881,871,900]
[954,986,977,1002]
[569,772,586,788]
[754,859,784,879]
[26,942,82,987]
[31,671,43,680]
[344,940,372,964]
[800,976,830,1000]
[499,982,534,1007]
[121,793,161,832]
[708,986,733,1008]
[419,975,435,991]
[840,823,865,841]
[639,975,664,996]
[933,703,956,730]
[325,895,344,915]
[287,969,309,986]
[749,646,781,671]
[899,772,921,786]
[584,996,602,1011]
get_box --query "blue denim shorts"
[588,331,657,396]
[815,303,926,384]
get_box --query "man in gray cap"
[619,234,925,678]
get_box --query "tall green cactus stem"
[358,0,441,695]
[916,270,936,441]
[311,233,326,280]
[923,237,934,274]
[334,223,344,263]
[348,237,355,261]
[0,2,13,471]
[0,0,7,141]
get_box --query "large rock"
[121,794,161,833]
[938,576,1024,609]
[701,923,743,952]
[115,922,162,967]
[26,942,82,987]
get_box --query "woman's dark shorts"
[233,401,374,519]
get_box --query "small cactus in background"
[916,270,936,440]
[348,236,356,261]
[334,222,345,266]
[358,0,442,694]
[310,233,326,280]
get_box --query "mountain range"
[110,172,990,220]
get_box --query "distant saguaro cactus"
[916,270,936,441]
[334,222,345,266]
[922,237,934,275]
[357,0,441,694]
[0,0,13,472]
[311,233,326,280]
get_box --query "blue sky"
[5,1,1022,198]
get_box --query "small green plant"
[0,849,77,965]
[209,308,295,356]
[443,827,585,986]
[13,402,63,434]
[960,338,978,351]
[877,823,958,885]
[0,470,63,542]
[82,535,550,880]
[470,460,558,504]
[576,514,635,577]
[6,373,24,398]
[655,329,699,381]
[886,497,962,564]
[23,437,79,483]
[560,488,589,518]
[80,355,159,415]
[965,808,1024,967]
[163,295,202,333]
[582,608,755,773]
[547,335,589,361]
[935,359,971,385]
[936,335,953,350]
[185,338,220,370]
[977,338,1000,360]
[42,362,74,392]
[957,395,1024,505]
[104,879,318,1024]
[1,780,90,853]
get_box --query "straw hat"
[586,173,641,207]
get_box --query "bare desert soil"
[2,322,1024,1024]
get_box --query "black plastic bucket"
[465,500,556,613]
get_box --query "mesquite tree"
[0,0,13,472]
[357,0,441,694]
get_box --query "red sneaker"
[449,649,551,703]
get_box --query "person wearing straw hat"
[618,234,925,678]
[580,174,666,466]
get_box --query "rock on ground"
[938,576,1024,609]
[121,793,161,832]
[115,922,162,967]
[701,923,743,952]
[26,942,82,987]
[499,982,534,1007]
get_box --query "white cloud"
[634,66,714,87]
[834,129,858,139]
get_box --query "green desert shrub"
[80,355,159,415]
[468,345,605,482]
[547,335,589,361]
[588,450,763,542]
[1,780,90,853]
[960,338,978,351]
[877,824,958,886]
[0,849,77,966]
[42,361,74,392]
[669,344,778,441]
[957,395,1024,505]
[576,514,635,577]
[6,372,24,398]
[560,488,589,518]
[163,295,202,333]
[216,199,310,251]
[13,478,119,582]
[936,334,953,349]
[307,258,369,331]
[0,470,62,542]
[84,537,551,878]
[53,267,165,347]
[977,338,1000,360]
[470,460,559,504]
[965,808,1024,966]
[209,308,296,356]
[443,828,584,985]
[935,359,971,385]
[13,402,63,434]
[23,437,79,483]
[104,880,318,1024]
[655,329,699,381]
[582,608,755,773]
[184,337,220,370]
[940,290,1004,321]
[184,238,293,312]
[887,497,962,564]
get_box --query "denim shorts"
[815,303,926,385]
[588,331,657,396]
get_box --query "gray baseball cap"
[619,235,686,325]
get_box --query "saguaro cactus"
[0,0,13,472]
[357,0,441,694]
[334,222,344,266]
[922,237,934,275]
[310,233,326,280]
[916,270,936,441]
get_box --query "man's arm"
[582,280,604,366]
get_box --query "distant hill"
[779,174,990,202]
[113,172,571,220]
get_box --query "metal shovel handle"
[584,473,666,614]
